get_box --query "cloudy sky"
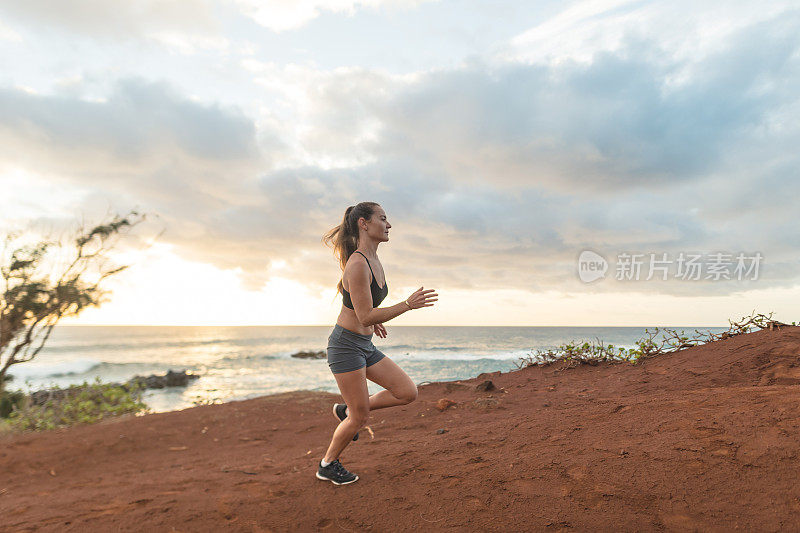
[1,0,798,326]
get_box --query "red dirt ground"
[2,327,800,532]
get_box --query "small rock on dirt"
[474,397,499,409]
[436,398,457,411]
[476,380,495,392]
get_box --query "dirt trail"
[2,327,800,532]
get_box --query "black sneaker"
[333,403,359,441]
[316,459,359,485]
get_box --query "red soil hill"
[2,327,800,531]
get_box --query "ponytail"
[322,202,380,295]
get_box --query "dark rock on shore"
[125,369,200,390]
[27,370,199,406]
[291,350,326,359]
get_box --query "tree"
[0,210,150,395]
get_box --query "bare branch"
[0,211,151,392]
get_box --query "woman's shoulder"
[344,251,370,274]
[347,250,379,265]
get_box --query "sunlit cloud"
[1,0,799,324]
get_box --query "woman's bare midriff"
[337,307,374,336]
[337,252,385,335]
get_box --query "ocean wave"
[40,338,236,353]
[4,360,197,382]
[218,353,280,363]
[389,350,531,361]
[379,344,486,352]
[6,358,103,380]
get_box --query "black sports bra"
[342,251,388,309]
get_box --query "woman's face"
[360,206,391,242]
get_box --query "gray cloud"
[0,77,285,289]
[0,78,260,164]
[368,17,800,194]
[261,11,800,295]
[1,10,798,298]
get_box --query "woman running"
[318,202,438,485]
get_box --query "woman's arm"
[347,258,436,327]
[357,301,414,327]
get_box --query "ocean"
[4,325,727,413]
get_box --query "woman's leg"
[323,366,370,462]
[365,356,418,411]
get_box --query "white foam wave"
[388,350,530,361]
[6,358,103,380]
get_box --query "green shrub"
[6,377,149,432]
[0,389,26,418]
[515,311,797,370]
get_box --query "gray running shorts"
[327,324,386,374]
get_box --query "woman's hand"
[374,323,388,338]
[405,286,438,310]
